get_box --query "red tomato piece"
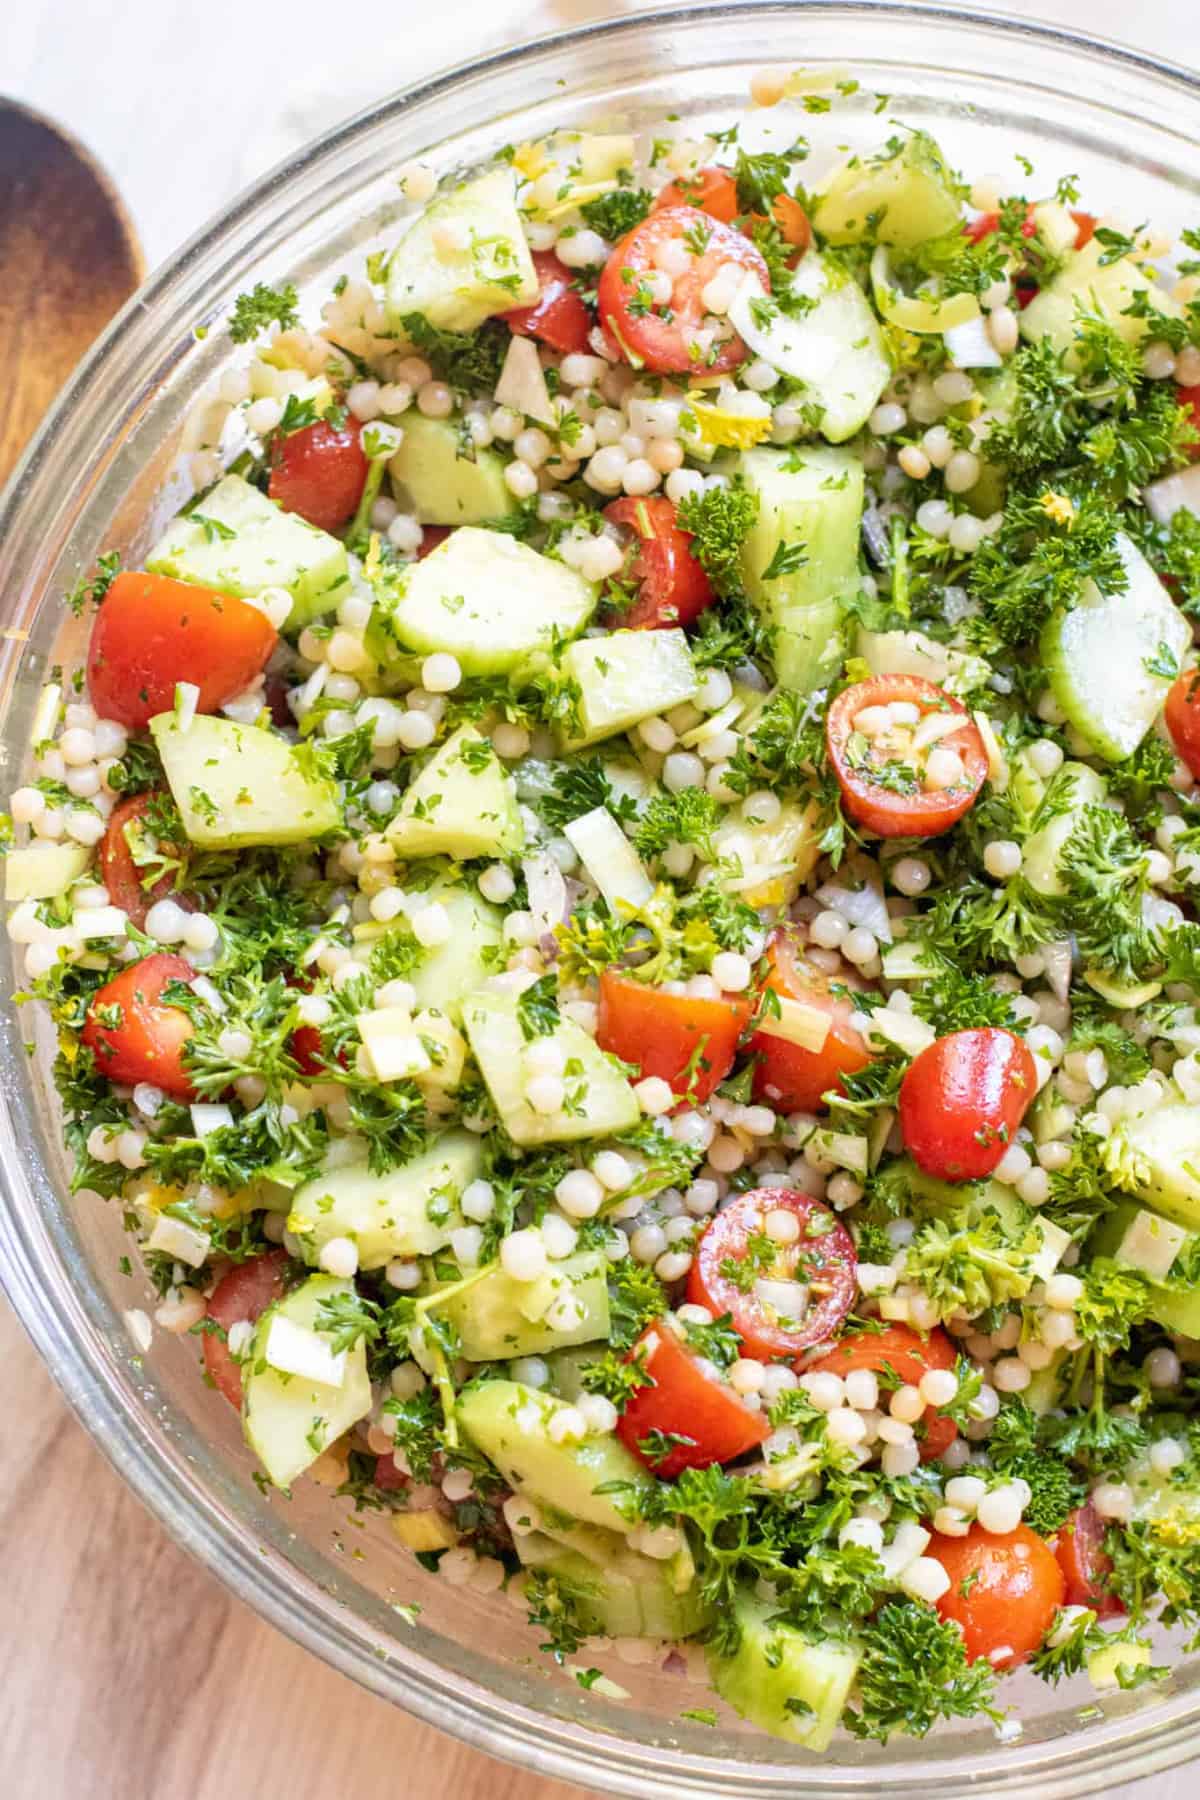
[1166,667,1200,775]
[656,167,740,223]
[687,1188,857,1360]
[87,570,277,732]
[417,524,453,559]
[602,496,715,630]
[596,969,751,1105]
[899,1027,1037,1183]
[1070,210,1097,249]
[268,416,368,531]
[504,251,592,354]
[373,1453,410,1492]
[743,194,813,264]
[826,673,988,840]
[749,929,873,1114]
[927,1523,1065,1667]
[616,1322,769,1478]
[965,203,1093,253]
[1053,1503,1125,1618]
[598,207,770,376]
[97,791,190,928]
[804,1323,959,1460]
[203,1249,291,1410]
[1176,386,1200,463]
[81,952,197,1098]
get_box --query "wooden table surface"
[1,1,1196,1795]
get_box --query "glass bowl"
[3,5,1200,1793]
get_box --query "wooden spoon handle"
[0,100,143,486]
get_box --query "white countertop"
[2,3,1197,1797]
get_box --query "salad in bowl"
[11,64,1200,1753]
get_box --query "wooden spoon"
[0,99,143,486]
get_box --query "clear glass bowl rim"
[3,5,1200,1794]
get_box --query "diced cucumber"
[387,415,517,525]
[440,1250,610,1361]
[242,1274,372,1488]
[726,252,889,444]
[879,938,943,982]
[738,446,864,692]
[708,1588,861,1752]
[1092,1199,1200,1336]
[1103,1100,1200,1232]
[1088,1641,1154,1692]
[1026,1349,1069,1415]
[1022,762,1107,896]
[383,527,595,677]
[561,628,698,749]
[519,132,636,219]
[5,840,90,902]
[562,805,653,913]
[710,796,821,908]
[461,988,639,1145]
[147,474,351,630]
[406,881,503,1020]
[457,1379,651,1529]
[1041,534,1190,763]
[385,168,537,335]
[515,1535,712,1640]
[812,131,964,251]
[387,725,523,862]
[1030,1080,1076,1147]
[1129,1455,1200,1543]
[149,713,341,848]
[856,626,990,698]
[1021,239,1183,358]
[285,1131,480,1270]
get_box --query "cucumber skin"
[707,1589,861,1752]
[515,1535,713,1640]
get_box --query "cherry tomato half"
[826,674,989,840]
[596,969,751,1105]
[688,1188,857,1361]
[899,1027,1037,1183]
[1053,1503,1125,1618]
[743,193,812,264]
[602,496,715,630]
[749,929,873,1114]
[87,570,278,732]
[804,1323,958,1460]
[1177,386,1200,463]
[98,791,190,929]
[268,416,368,531]
[81,952,196,1098]
[616,1322,769,1478]
[656,167,740,223]
[598,206,770,376]
[927,1523,1065,1667]
[504,250,593,354]
[417,524,453,560]
[203,1249,291,1410]
[1166,667,1200,776]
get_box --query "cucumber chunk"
[738,446,864,692]
[561,628,698,749]
[387,414,518,526]
[403,881,503,1021]
[457,1379,651,1529]
[384,527,596,676]
[285,1131,480,1269]
[147,474,351,630]
[515,1534,712,1640]
[242,1274,372,1488]
[1103,1100,1200,1232]
[855,625,990,698]
[812,131,963,250]
[1021,239,1183,358]
[149,712,341,848]
[1021,762,1107,897]
[441,1250,610,1360]
[727,253,889,444]
[385,168,538,335]
[387,725,523,862]
[5,841,90,902]
[708,1588,861,1752]
[461,988,639,1144]
[1092,1199,1200,1336]
[710,795,822,908]
[1041,534,1190,762]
